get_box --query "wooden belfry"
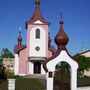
[43,15,78,90]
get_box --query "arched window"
[36,29,40,39]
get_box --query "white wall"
[28,61,33,74]
[46,50,78,90]
[84,69,90,77]
[46,50,78,72]
[41,64,45,74]
[29,26,47,57]
[81,51,90,57]
[8,79,15,90]
[46,73,54,90]
[77,86,90,90]
[14,54,19,75]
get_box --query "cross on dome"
[18,31,22,42]
[48,32,52,48]
[35,0,40,7]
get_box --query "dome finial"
[35,0,40,8]
[18,31,22,42]
[60,12,64,24]
[48,32,52,48]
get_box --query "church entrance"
[53,62,70,90]
[34,62,41,74]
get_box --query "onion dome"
[55,16,69,49]
[17,31,23,49]
[14,32,25,54]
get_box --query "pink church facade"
[14,35,54,75]
[19,48,28,75]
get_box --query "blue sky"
[0,0,90,55]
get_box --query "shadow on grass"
[16,78,45,90]
[0,80,8,90]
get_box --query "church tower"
[26,0,49,74]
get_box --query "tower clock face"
[35,46,40,51]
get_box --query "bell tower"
[26,0,49,74]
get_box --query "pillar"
[8,79,15,90]
[47,72,54,90]
[71,68,77,90]
[14,54,19,75]
[41,64,45,74]
[28,61,33,74]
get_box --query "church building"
[14,0,56,76]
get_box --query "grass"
[15,77,45,90]
[77,76,90,87]
[0,80,8,90]
[0,76,90,90]
[0,77,45,90]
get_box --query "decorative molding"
[34,20,43,24]
[28,57,47,61]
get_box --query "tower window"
[36,29,40,39]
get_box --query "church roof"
[26,0,48,26]
[78,50,90,57]
[14,32,26,54]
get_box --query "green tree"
[0,65,7,79]
[0,56,2,65]
[1,48,14,58]
[73,55,90,78]
[0,48,14,79]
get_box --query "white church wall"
[47,50,78,72]
[29,26,47,58]
[46,50,78,90]
[41,64,45,74]
[77,86,90,90]
[14,54,19,75]
[46,73,54,90]
[28,62,33,74]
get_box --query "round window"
[35,46,40,51]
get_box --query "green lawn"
[0,80,8,90]
[0,77,90,90]
[77,77,90,87]
[0,78,45,90]
[15,77,45,90]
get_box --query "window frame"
[35,28,40,39]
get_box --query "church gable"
[34,20,44,24]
